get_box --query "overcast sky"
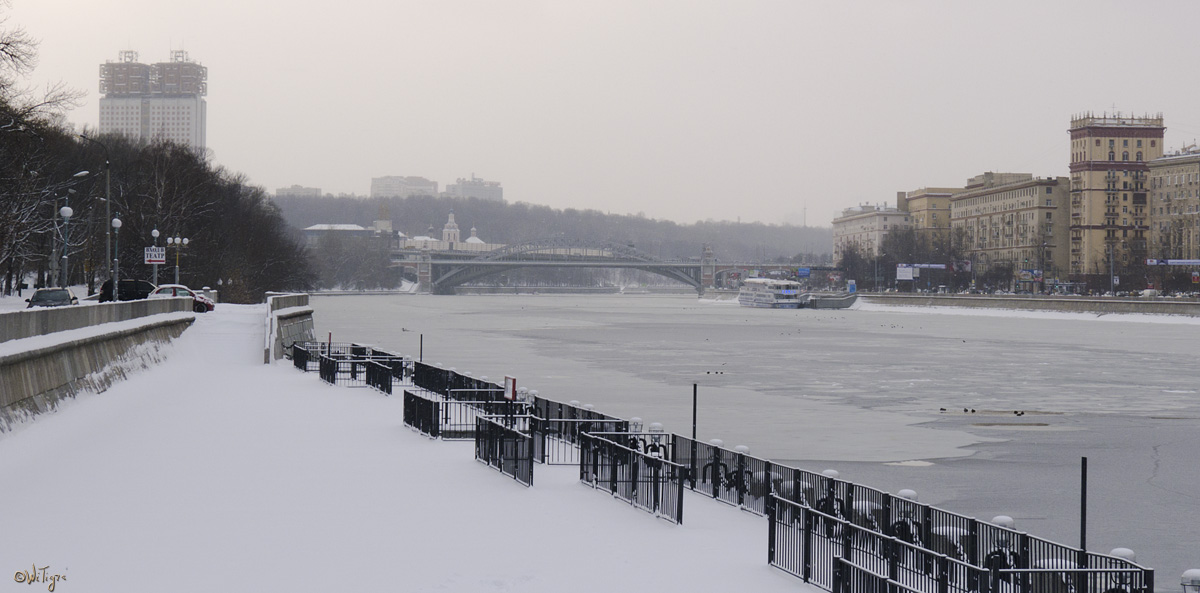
[11,0,1200,226]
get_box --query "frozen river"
[312,294,1200,584]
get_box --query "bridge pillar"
[701,244,716,289]
[417,249,433,294]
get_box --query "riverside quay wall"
[859,293,1200,316]
[0,299,194,433]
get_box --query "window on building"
[1152,140,1157,147]
[1109,139,1115,148]
[1137,151,1142,161]
[1137,139,1143,148]
[1109,152,1115,161]
[1095,139,1101,146]
[1122,151,1129,161]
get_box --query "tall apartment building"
[1067,113,1164,285]
[831,203,911,264]
[950,173,1070,285]
[897,186,960,244]
[446,174,504,202]
[98,50,207,152]
[370,176,439,198]
[1148,148,1200,260]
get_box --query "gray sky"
[12,0,1200,226]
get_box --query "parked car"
[25,287,79,308]
[148,284,215,313]
[98,278,157,302]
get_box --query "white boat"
[737,278,806,308]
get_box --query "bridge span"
[390,237,835,295]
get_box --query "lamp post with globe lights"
[111,217,122,293]
[59,205,73,287]
[151,229,160,285]
[168,236,189,284]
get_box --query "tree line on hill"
[275,194,833,289]
[0,13,312,302]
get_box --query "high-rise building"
[370,176,438,198]
[446,174,503,202]
[1067,113,1164,286]
[98,50,208,152]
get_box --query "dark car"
[98,279,157,302]
[26,288,79,308]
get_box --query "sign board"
[1147,258,1200,266]
[847,280,856,293]
[796,268,811,278]
[144,246,166,265]
[504,376,517,401]
[1114,275,1120,286]
[896,265,914,281]
[1192,272,1199,284]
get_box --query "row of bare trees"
[1,6,312,302]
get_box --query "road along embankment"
[0,299,194,432]
[859,293,1200,316]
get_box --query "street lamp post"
[59,205,73,287]
[151,229,160,286]
[169,236,189,284]
[111,217,122,295]
[79,135,112,282]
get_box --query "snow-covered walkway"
[0,305,809,592]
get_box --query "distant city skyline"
[10,0,1200,226]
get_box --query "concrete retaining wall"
[265,293,314,362]
[860,293,1200,316]
[0,315,194,433]
[0,298,191,343]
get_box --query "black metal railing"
[295,342,1155,593]
[403,390,440,438]
[768,494,1154,593]
[578,432,685,524]
[474,415,534,487]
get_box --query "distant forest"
[273,195,832,264]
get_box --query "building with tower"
[98,50,207,152]
[1067,112,1164,288]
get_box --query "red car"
[148,284,215,313]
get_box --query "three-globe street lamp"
[168,236,189,284]
[111,217,123,291]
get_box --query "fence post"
[736,449,747,507]
[842,482,855,564]
[937,555,950,593]
[968,518,980,592]
[767,494,777,565]
[803,507,814,582]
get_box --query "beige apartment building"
[950,173,1070,286]
[898,187,960,241]
[1067,113,1164,286]
[1148,148,1200,260]
[831,204,911,264]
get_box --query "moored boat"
[737,278,806,308]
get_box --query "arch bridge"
[392,238,832,295]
